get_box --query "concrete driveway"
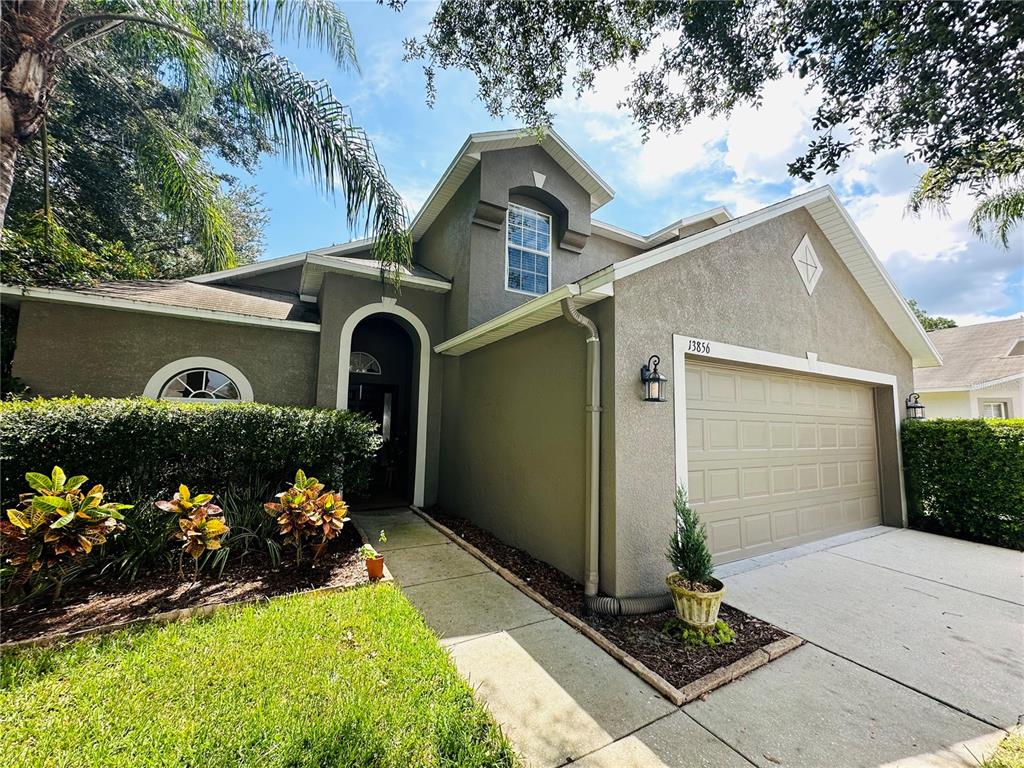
[365,510,1021,767]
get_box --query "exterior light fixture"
[905,392,926,420]
[640,355,668,402]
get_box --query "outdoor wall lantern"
[640,355,668,402]
[905,392,926,420]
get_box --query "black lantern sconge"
[640,355,668,402]
[905,392,926,420]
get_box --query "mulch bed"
[429,509,788,690]
[1,523,367,645]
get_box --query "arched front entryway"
[338,301,429,506]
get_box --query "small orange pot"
[365,555,385,580]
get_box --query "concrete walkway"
[358,509,1017,767]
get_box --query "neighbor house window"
[982,401,1008,419]
[349,351,382,375]
[159,368,241,401]
[506,203,551,295]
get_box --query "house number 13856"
[687,339,712,354]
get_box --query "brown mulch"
[1,523,367,645]
[429,509,788,690]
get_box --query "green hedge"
[902,418,1024,550]
[0,397,383,508]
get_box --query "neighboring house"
[914,318,1024,419]
[1,130,942,608]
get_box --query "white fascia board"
[971,372,1024,390]
[914,386,969,393]
[434,284,580,355]
[307,238,375,257]
[604,186,941,368]
[0,285,320,333]
[411,129,615,241]
[189,253,307,284]
[812,187,943,368]
[305,254,451,292]
[591,206,733,248]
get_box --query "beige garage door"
[684,360,881,563]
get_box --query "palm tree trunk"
[0,0,68,227]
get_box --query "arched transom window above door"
[349,351,382,375]
[144,356,254,402]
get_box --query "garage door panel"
[686,361,881,563]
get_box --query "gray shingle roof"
[914,317,1024,389]
[69,280,318,324]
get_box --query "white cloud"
[947,311,1023,327]
[724,76,821,184]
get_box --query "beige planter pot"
[666,574,725,630]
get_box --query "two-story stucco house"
[1,130,943,612]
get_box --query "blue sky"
[231,1,1022,327]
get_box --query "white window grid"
[506,203,551,296]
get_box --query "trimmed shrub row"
[902,418,1024,550]
[0,397,383,508]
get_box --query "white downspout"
[562,295,674,616]
[560,297,601,599]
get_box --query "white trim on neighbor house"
[916,371,1024,393]
[0,284,320,333]
[337,301,430,507]
[143,356,255,401]
[671,334,907,527]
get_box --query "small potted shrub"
[666,486,725,630]
[358,530,387,580]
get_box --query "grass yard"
[982,731,1024,768]
[1,584,518,768]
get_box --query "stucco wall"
[415,167,477,340]
[608,207,916,597]
[315,273,446,504]
[464,146,637,333]
[919,382,1023,419]
[12,301,319,405]
[437,314,595,582]
[918,391,971,418]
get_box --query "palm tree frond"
[970,185,1024,248]
[226,49,409,278]
[136,124,237,271]
[205,0,358,71]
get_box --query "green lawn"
[982,732,1024,768]
[1,584,518,768]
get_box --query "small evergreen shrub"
[902,418,1023,550]
[666,486,714,585]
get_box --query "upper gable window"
[506,203,551,296]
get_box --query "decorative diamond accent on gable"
[791,234,822,295]
[532,171,546,188]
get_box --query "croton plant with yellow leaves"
[264,469,350,565]
[1,466,130,599]
[156,484,230,581]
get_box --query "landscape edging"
[1,524,392,653]
[410,505,803,706]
